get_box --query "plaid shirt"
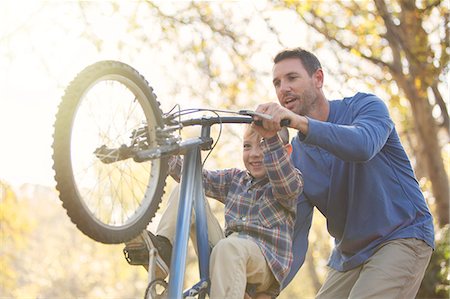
[169,135,303,292]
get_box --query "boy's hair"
[273,47,322,77]
[245,126,290,145]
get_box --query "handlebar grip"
[280,119,290,127]
[254,119,290,127]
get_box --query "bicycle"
[52,60,288,298]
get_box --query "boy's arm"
[168,155,239,203]
[262,135,303,209]
[168,155,183,182]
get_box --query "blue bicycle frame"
[165,118,252,298]
[169,144,210,298]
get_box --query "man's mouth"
[284,94,297,105]
[284,96,297,109]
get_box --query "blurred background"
[0,1,448,298]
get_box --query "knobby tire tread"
[52,61,168,244]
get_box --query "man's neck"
[308,94,329,122]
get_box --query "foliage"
[0,181,33,297]
[272,0,449,226]
[1,183,155,298]
[1,1,447,297]
[418,225,450,298]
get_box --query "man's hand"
[254,102,308,135]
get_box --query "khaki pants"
[316,238,432,299]
[156,185,275,299]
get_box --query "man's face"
[242,129,266,179]
[272,57,318,116]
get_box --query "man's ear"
[284,144,292,155]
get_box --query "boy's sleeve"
[262,135,303,210]
[168,155,183,182]
[202,168,240,203]
[168,155,239,204]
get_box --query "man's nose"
[280,80,291,93]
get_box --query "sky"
[0,1,312,189]
[4,1,443,189]
[1,2,78,188]
[0,1,137,188]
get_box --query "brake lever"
[238,109,273,120]
[238,109,290,127]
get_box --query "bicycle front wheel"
[53,61,168,244]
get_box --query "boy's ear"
[284,144,293,155]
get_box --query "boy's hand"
[251,121,279,139]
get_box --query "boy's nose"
[250,148,263,156]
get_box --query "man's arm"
[301,95,394,162]
[256,94,394,162]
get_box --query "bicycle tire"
[52,60,168,244]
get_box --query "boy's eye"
[243,144,251,150]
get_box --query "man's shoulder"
[341,92,389,115]
[342,92,382,105]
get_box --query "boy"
[124,124,303,297]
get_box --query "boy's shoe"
[123,231,172,279]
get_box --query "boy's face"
[243,129,266,179]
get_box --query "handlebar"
[95,109,290,164]
[174,115,290,128]
[179,116,253,127]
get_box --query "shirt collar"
[244,172,269,189]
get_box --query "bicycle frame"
[138,116,253,298]
[171,144,209,298]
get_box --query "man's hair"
[273,47,322,77]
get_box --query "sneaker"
[123,231,172,279]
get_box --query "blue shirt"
[283,92,435,287]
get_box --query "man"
[254,47,434,298]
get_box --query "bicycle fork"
[167,147,210,299]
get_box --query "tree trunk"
[395,75,449,226]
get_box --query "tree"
[273,0,449,226]
[417,224,449,298]
[1,1,446,297]
[0,181,33,297]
